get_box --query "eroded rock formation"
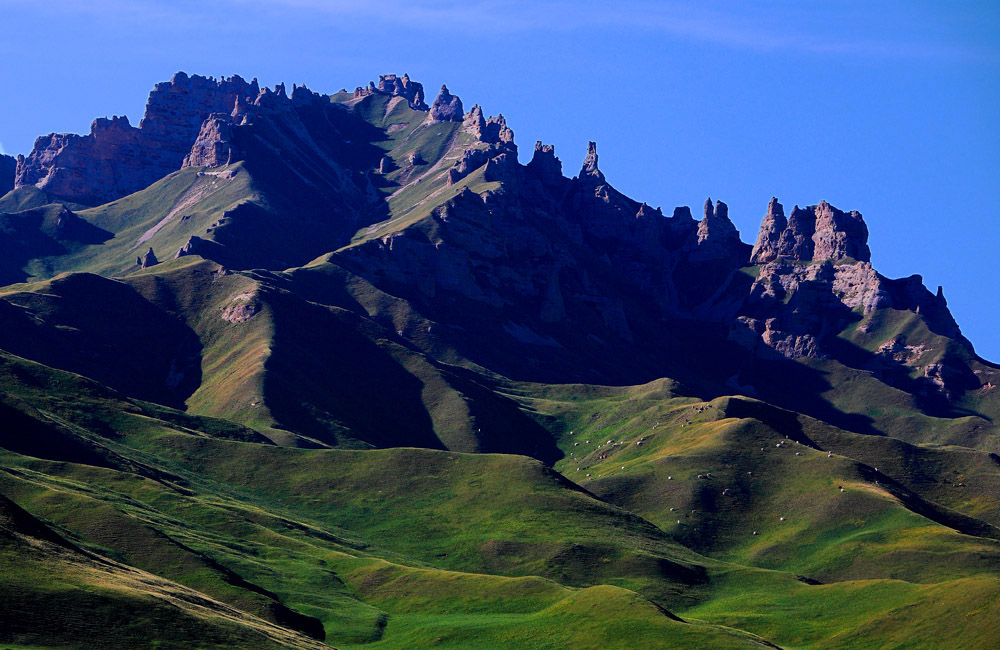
[428,85,464,122]
[15,73,259,203]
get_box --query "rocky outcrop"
[464,104,486,139]
[15,116,147,205]
[526,142,562,186]
[138,247,159,269]
[692,199,747,262]
[16,73,259,204]
[749,198,786,264]
[750,199,870,264]
[447,147,491,185]
[175,235,231,263]
[482,115,514,144]
[183,114,236,167]
[0,154,15,194]
[579,141,603,182]
[428,85,464,122]
[375,73,427,110]
[734,255,965,361]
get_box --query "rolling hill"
[1,71,998,649]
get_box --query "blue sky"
[2,1,998,359]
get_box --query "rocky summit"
[2,72,999,650]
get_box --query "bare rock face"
[813,201,870,262]
[428,85,464,122]
[375,73,428,110]
[138,247,159,269]
[0,154,15,194]
[749,198,786,264]
[750,199,869,264]
[139,72,258,157]
[16,116,145,205]
[15,73,259,204]
[482,114,514,144]
[526,141,563,186]
[220,290,261,323]
[447,147,491,185]
[464,104,487,139]
[579,141,603,181]
[182,113,236,168]
[692,198,745,262]
[733,257,964,361]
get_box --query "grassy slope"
[0,351,780,649]
[519,380,1000,575]
[3,351,1000,649]
[344,93,497,246]
[0,492,328,650]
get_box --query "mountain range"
[1,72,998,650]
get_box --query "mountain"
[2,72,999,650]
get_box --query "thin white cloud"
[228,0,994,61]
[0,141,6,155]
[1,0,992,62]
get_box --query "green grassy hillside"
[3,350,1000,648]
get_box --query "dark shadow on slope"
[0,204,113,284]
[0,274,202,409]
[824,334,984,418]
[739,356,881,436]
[261,289,443,449]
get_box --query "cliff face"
[5,71,981,402]
[14,73,259,204]
[751,199,870,264]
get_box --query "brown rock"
[139,247,159,268]
[483,115,514,144]
[182,114,236,168]
[693,198,745,261]
[749,197,786,264]
[527,141,563,186]
[812,200,870,262]
[464,104,487,138]
[579,141,602,180]
[375,73,428,110]
[16,73,259,204]
[428,84,464,122]
[750,199,870,263]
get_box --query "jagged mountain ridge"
[3,70,1000,650]
[3,71,997,448]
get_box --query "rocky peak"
[428,85,464,122]
[579,141,604,183]
[527,141,563,186]
[692,198,745,261]
[751,199,870,264]
[483,115,515,144]
[672,206,694,222]
[139,73,258,142]
[812,200,870,262]
[182,114,236,168]
[375,73,428,110]
[749,197,787,264]
[138,247,159,269]
[464,104,487,138]
[697,198,738,241]
[290,84,323,108]
[16,71,259,203]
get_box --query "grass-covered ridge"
[3,350,1000,648]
